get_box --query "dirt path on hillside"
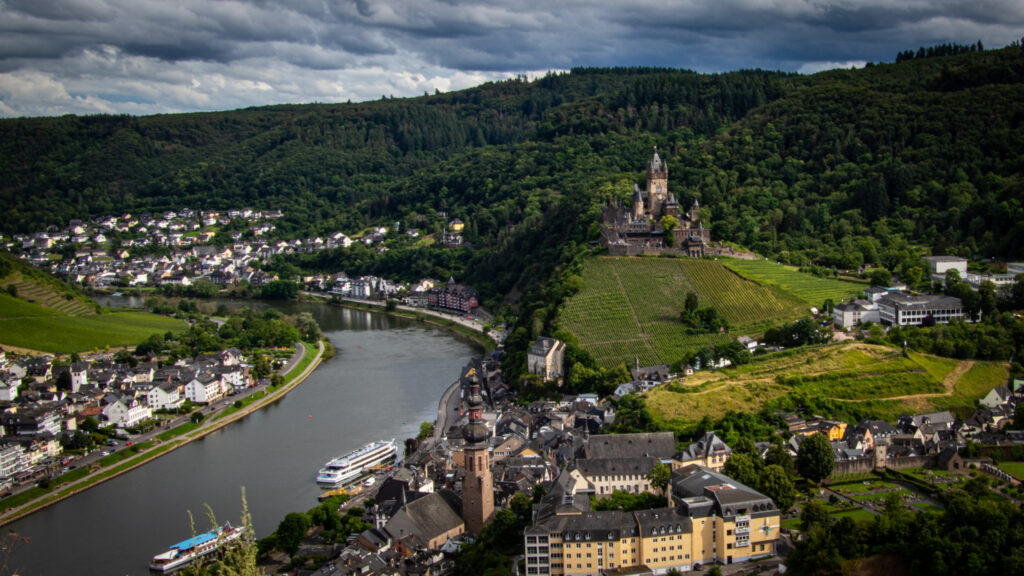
[828,360,974,402]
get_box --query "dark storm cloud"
[0,0,1022,116]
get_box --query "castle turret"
[665,192,679,218]
[632,184,644,220]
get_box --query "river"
[8,299,480,575]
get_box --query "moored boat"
[316,438,396,485]
[149,522,243,572]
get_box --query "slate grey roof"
[383,489,463,547]
[585,432,676,460]
[671,465,776,519]
[674,432,731,462]
[576,457,658,478]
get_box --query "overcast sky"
[1,0,1021,117]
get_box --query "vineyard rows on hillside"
[719,258,864,307]
[559,256,815,368]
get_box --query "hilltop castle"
[600,149,712,257]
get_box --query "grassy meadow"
[558,256,810,368]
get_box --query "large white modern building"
[877,293,964,326]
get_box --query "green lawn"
[156,422,200,441]
[997,461,1024,481]
[0,293,186,353]
[780,518,802,531]
[719,258,865,307]
[852,489,904,502]
[830,481,898,494]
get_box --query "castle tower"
[631,184,644,220]
[461,376,494,535]
[647,148,668,217]
[690,198,700,223]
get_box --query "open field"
[0,292,186,353]
[646,342,1008,425]
[719,258,865,307]
[558,256,810,367]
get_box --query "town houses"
[0,347,252,489]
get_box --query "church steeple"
[461,375,494,535]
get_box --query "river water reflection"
[9,300,480,575]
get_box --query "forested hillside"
[3,45,1024,377]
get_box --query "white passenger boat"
[316,438,396,485]
[149,523,243,572]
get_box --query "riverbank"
[0,339,325,527]
[306,293,501,353]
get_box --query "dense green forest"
[4,45,1024,384]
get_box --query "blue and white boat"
[149,523,243,572]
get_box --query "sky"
[0,0,1022,118]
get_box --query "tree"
[684,291,699,314]
[868,267,892,287]
[902,266,923,289]
[945,268,962,289]
[259,280,299,300]
[660,215,679,247]
[759,464,796,512]
[294,312,321,342]
[252,356,272,379]
[733,436,759,458]
[646,462,672,504]
[1014,402,1024,430]
[509,492,532,522]
[417,421,435,441]
[55,369,72,392]
[765,443,795,478]
[723,453,760,487]
[275,512,310,555]
[114,349,138,368]
[796,433,834,484]
[800,499,830,531]
[1012,274,1024,309]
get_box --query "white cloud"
[797,60,868,74]
[0,0,1022,116]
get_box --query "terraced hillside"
[645,342,1009,425]
[0,253,186,354]
[558,256,810,368]
[7,279,95,316]
[719,258,865,307]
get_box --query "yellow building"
[524,465,779,575]
[671,432,732,472]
